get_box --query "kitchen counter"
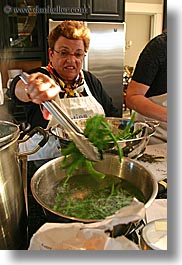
[136,143,167,182]
[26,143,167,249]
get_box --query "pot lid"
[0,120,20,148]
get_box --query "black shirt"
[10,68,120,130]
[132,32,167,98]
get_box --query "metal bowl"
[31,154,158,226]
[50,117,156,159]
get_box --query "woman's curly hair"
[48,20,90,52]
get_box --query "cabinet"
[46,0,125,22]
[0,0,46,123]
[0,0,45,62]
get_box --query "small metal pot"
[0,120,49,249]
[30,154,158,235]
[140,219,167,250]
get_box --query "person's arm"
[126,80,167,122]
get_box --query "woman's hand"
[24,72,60,104]
[15,72,60,104]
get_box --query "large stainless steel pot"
[31,154,158,235]
[0,120,49,249]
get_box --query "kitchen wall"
[126,0,162,3]
[124,0,164,68]
[0,60,42,88]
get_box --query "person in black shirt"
[10,20,120,160]
[126,31,167,144]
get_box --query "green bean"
[85,160,105,181]
[61,113,139,181]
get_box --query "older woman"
[10,20,120,160]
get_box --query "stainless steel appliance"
[49,20,125,116]
[84,22,125,116]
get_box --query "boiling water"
[50,174,145,220]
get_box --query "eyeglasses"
[53,49,85,59]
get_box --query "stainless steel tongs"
[20,72,101,161]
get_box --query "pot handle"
[19,122,31,134]
[144,120,160,128]
[18,126,49,156]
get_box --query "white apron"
[19,81,105,160]
[136,93,167,144]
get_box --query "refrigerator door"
[84,22,125,116]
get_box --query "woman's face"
[49,36,85,83]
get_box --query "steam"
[0,53,14,122]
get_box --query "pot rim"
[0,120,20,148]
[50,118,156,144]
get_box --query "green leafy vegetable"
[115,112,136,140]
[61,114,124,184]
[61,142,105,186]
[61,113,141,184]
